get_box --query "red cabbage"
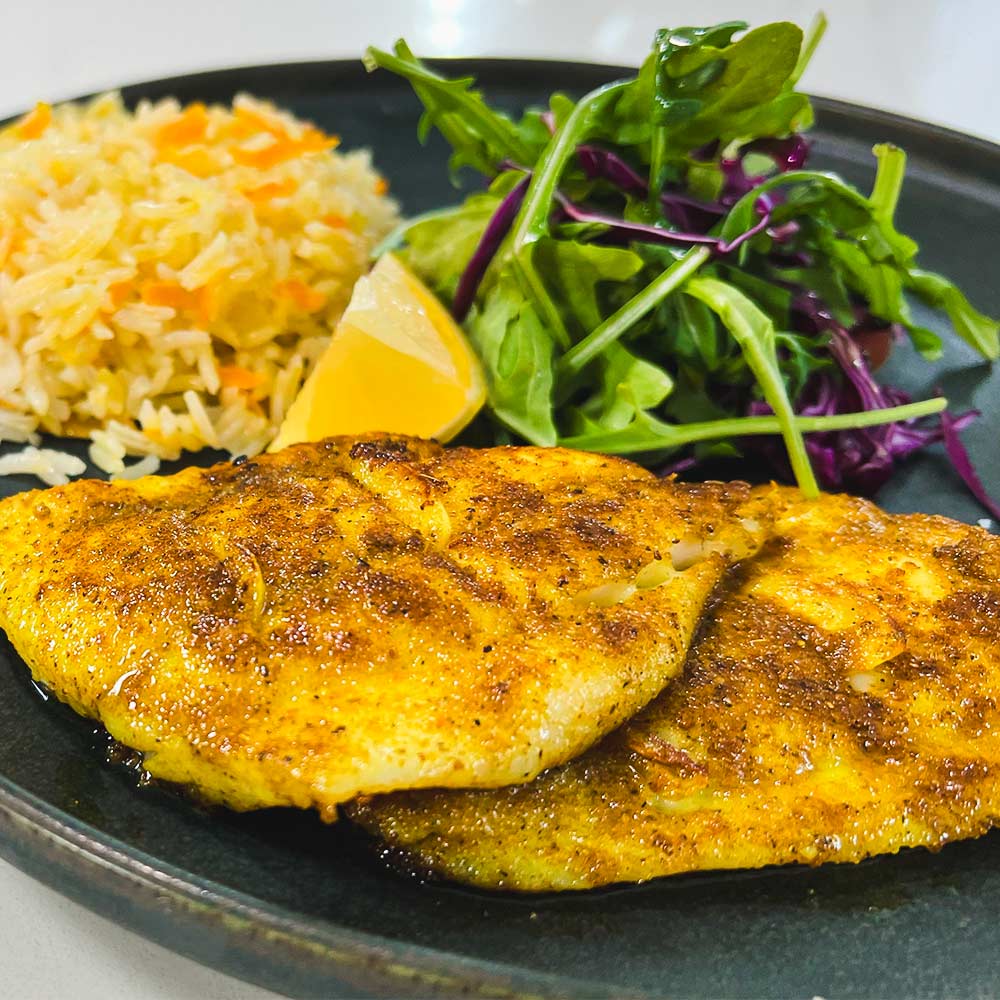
[554,191,771,255]
[751,322,980,495]
[575,145,725,231]
[940,410,1000,520]
[719,137,809,206]
[575,145,647,196]
[744,135,810,172]
[451,175,530,322]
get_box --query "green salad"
[365,16,999,512]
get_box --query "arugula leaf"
[685,276,818,496]
[821,234,907,318]
[561,247,712,373]
[870,143,905,224]
[575,343,674,433]
[658,23,808,151]
[721,169,873,239]
[724,166,992,361]
[815,230,940,360]
[671,24,800,112]
[867,143,919,261]
[663,377,735,424]
[532,239,645,338]
[611,20,808,165]
[504,80,633,351]
[400,193,498,299]
[467,268,558,446]
[907,268,1000,359]
[716,267,793,324]
[647,22,747,202]
[672,292,727,371]
[509,82,631,250]
[869,146,997,357]
[774,262,855,326]
[364,41,531,177]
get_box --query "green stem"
[784,398,945,429]
[364,46,531,166]
[753,352,817,496]
[560,397,948,454]
[369,206,460,260]
[686,276,818,497]
[559,247,712,375]
[719,170,871,243]
[502,80,630,351]
[509,80,630,250]
[870,143,907,223]
[648,130,667,217]
[510,252,571,350]
[790,11,828,84]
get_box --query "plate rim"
[2,55,999,999]
[55,54,1000,173]
[0,777,624,999]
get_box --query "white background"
[1,1,997,997]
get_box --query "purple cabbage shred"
[575,145,725,231]
[940,411,1000,520]
[744,288,1000,512]
[744,135,811,172]
[720,136,810,206]
[659,455,699,477]
[451,175,531,322]
[751,321,980,495]
[575,145,648,197]
[566,134,810,256]
[554,191,771,256]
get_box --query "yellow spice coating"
[0,436,767,817]
[351,488,1000,890]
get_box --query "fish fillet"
[0,436,768,816]
[350,488,1000,890]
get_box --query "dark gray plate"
[1,59,999,1000]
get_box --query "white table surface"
[2,1,997,997]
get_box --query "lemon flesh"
[269,253,485,451]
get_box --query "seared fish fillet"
[0,436,767,815]
[350,488,1000,890]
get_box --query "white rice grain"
[0,446,86,486]
[0,92,398,484]
[112,454,161,480]
[183,390,219,448]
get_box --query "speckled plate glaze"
[1,60,999,1000]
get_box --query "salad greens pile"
[365,17,999,508]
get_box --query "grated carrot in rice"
[14,102,51,140]
[0,91,399,481]
[322,213,351,229]
[218,366,265,390]
[275,279,327,313]
[243,178,299,203]
[154,102,209,147]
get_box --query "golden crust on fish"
[0,436,767,816]
[350,488,1000,890]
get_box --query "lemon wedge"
[268,253,486,451]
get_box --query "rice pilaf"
[0,92,399,478]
